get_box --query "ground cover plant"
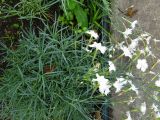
[0,22,110,119]
[1,0,160,120]
[0,0,112,119]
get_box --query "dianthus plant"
[109,18,160,119]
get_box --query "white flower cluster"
[122,20,138,39]
[85,20,160,120]
[119,34,153,59]
[89,42,107,54]
[85,30,107,54]
[120,20,160,119]
[118,20,156,61]
[92,74,111,95]
[92,73,139,97]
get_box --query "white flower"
[153,91,159,101]
[85,30,99,39]
[125,111,132,120]
[155,78,160,87]
[120,45,132,58]
[127,97,135,105]
[145,46,154,57]
[128,38,139,52]
[140,33,152,45]
[153,38,160,42]
[126,72,134,77]
[140,50,145,54]
[109,54,112,58]
[141,33,149,38]
[123,28,132,39]
[149,71,156,75]
[131,20,138,29]
[89,42,107,54]
[113,77,127,93]
[108,61,116,72]
[93,68,98,72]
[152,103,160,118]
[140,102,146,115]
[146,36,151,44]
[92,74,111,95]
[128,81,139,95]
[152,103,159,112]
[136,59,148,72]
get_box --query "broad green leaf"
[67,0,77,10]
[73,6,88,28]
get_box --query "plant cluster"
[0,0,112,120]
[110,18,160,119]
[1,0,160,120]
[0,23,110,119]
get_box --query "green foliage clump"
[0,0,58,19]
[60,0,88,28]
[0,22,108,120]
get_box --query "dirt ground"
[111,0,160,120]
